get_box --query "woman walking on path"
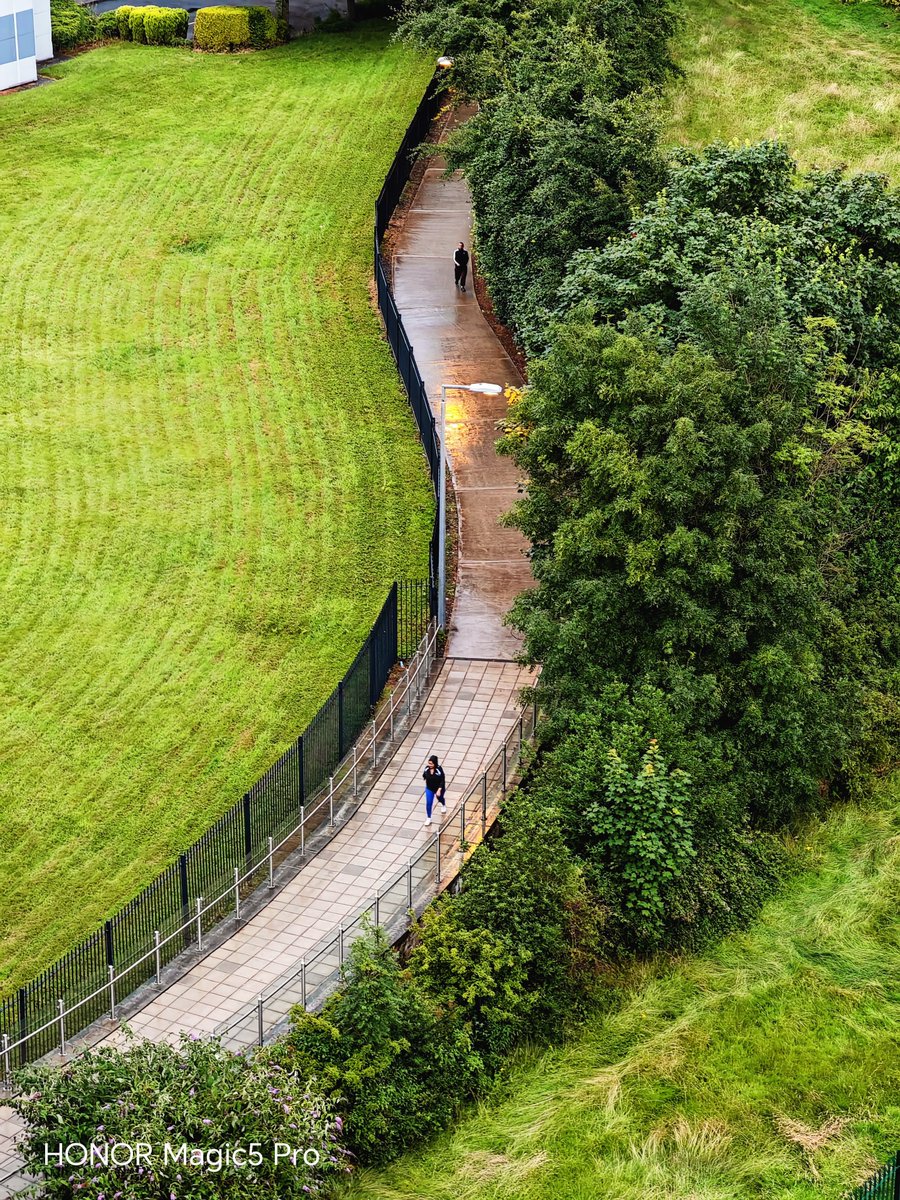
[422,754,447,825]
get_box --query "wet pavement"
[390,108,534,660]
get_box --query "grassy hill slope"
[0,29,433,995]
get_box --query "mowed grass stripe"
[0,30,434,995]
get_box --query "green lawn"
[342,780,900,1200]
[0,30,433,996]
[666,0,900,182]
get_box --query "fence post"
[893,1151,900,1200]
[233,868,241,923]
[460,797,466,845]
[243,793,252,861]
[57,998,66,1056]
[339,925,345,966]
[108,966,116,1022]
[300,961,307,1011]
[338,680,345,758]
[104,919,114,970]
[502,743,508,794]
[435,831,441,886]
[374,891,380,928]
[2,1033,10,1089]
[353,744,358,796]
[17,987,27,1068]
[329,776,335,828]
[257,996,264,1047]
[154,930,161,987]
[407,858,413,909]
[372,719,377,768]
[179,853,190,950]
[268,836,274,889]
[300,805,305,856]
[482,772,488,836]
[196,898,203,952]
[298,735,305,807]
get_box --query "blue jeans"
[425,788,445,818]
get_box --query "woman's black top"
[423,765,446,795]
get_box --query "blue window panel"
[0,13,15,65]
[16,9,34,58]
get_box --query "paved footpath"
[391,105,534,658]
[0,104,536,1196]
[0,661,532,1193]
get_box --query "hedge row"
[193,5,276,50]
[50,0,280,52]
[117,4,188,44]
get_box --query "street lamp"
[437,56,454,70]
[437,381,504,629]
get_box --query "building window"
[0,13,16,66]
[15,8,35,58]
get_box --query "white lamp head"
[467,382,504,395]
[437,56,454,69]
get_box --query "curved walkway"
[391,104,534,659]
[0,101,534,1197]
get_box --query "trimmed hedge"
[116,4,132,37]
[95,9,120,36]
[194,4,249,48]
[129,6,147,41]
[143,5,188,43]
[49,0,96,50]
[247,4,276,47]
[117,5,188,44]
[194,4,277,50]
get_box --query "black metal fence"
[375,78,444,594]
[0,581,430,1068]
[848,1153,900,1200]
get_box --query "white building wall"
[33,0,52,61]
[0,0,36,91]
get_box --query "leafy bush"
[194,4,251,50]
[129,6,147,42]
[95,9,120,37]
[247,4,277,46]
[267,925,481,1165]
[12,1031,348,1197]
[116,3,135,38]
[143,4,188,44]
[49,0,97,50]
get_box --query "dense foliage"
[13,1033,348,1197]
[49,0,96,51]
[397,0,679,349]
[268,793,601,1165]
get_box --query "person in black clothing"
[453,242,469,291]
[422,754,447,825]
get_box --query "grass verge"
[666,0,900,183]
[0,28,433,995]
[340,777,900,1199]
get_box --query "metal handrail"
[0,622,440,1087]
[215,696,538,1050]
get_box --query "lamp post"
[437,382,504,629]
